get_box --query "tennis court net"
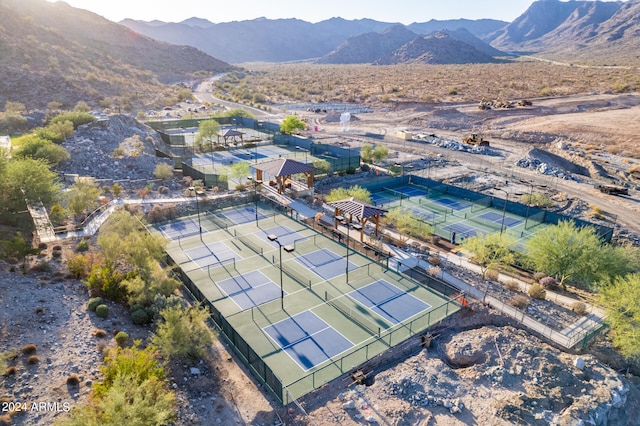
[325,292,380,336]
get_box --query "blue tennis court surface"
[295,249,358,280]
[224,206,268,224]
[405,206,439,222]
[349,280,430,325]
[395,186,427,197]
[442,222,485,238]
[477,211,523,228]
[185,241,240,269]
[264,311,353,370]
[158,218,206,240]
[370,193,393,206]
[232,151,267,161]
[434,197,471,211]
[260,225,306,247]
[218,270,282,310]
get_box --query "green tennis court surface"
[151,201,462,403]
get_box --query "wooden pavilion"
[327,198,387,242]
[220,129,245,145]
[253,158,315,195]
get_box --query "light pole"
[189,186,203,239]
[247,176,263,223]
[494,187,509,236]
[394,163,409,206]
[345,219,350,284]
[295,146,308,163]
[267,234,294,310]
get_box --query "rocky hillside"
[489,0,640,64]
[0,0,234,109]
[316,25,418,64]
[318,27,503,65]
[375,32,500,65]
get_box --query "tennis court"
[477,211,523,228]
[218,270,284,310]
[184,241,240,270]
[349,280,431,325]
[157,217,206,240]
[223,206,269,224]
[264,311,353,371]
[155,202,462,403]
[295,248,359,280]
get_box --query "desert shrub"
[131,307,153,325]
[154,163,174,181]
[93,329,107,338]
[51,249,62,258]
[235,183,246,191]
[510,294,530,309]
[115,331,129,347]
[66,374,80,386]
[528,284,547,300]
[88,297,103,312]
[158,186,170,195]
[533,272,546,283]
[95,304,109,318]
[21,344,37,355]
[485,269,500,281]
[572,301,588,316]
[151,303,213,360]
[38,242,48,250]
[504,280,520,292]
[76,240,89,252]
[35,307,45,314]
[3,366,17,376]
[27,355,39,365]
[539,276,559,290]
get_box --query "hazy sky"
[50,0,541,24]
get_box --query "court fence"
[165,201,465,405]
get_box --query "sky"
[50,0,541,24]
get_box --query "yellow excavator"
[462,133,490,147]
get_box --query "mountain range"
[1,0,639,110]
[122,0,640,65]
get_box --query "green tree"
[0,158,61,224]
[0,232,40,268]
[49,111,94,129]
[312,159,331,175]
[151,303,213,360]
[325,185,371,203]
[385,208,433,243]
[526,220,604,289]
[372,145,389,163]
[461,232,517,279]
[195,119,220,151]
[224,108,254,119]
[35,120,75,143]
[360,144,373,163]
[229,161,250,186]
[66,179,101,217]
[521,192,554,208]
[280,115,306,135]
[14,136,70,166]
[598,274,640,361]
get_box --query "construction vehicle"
[595,183,628,196]
[462,133,490,147]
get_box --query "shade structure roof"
[254,158,315,177]
[327,198,387,220]
[222,129,245,137]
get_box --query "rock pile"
[59,114,172,187]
